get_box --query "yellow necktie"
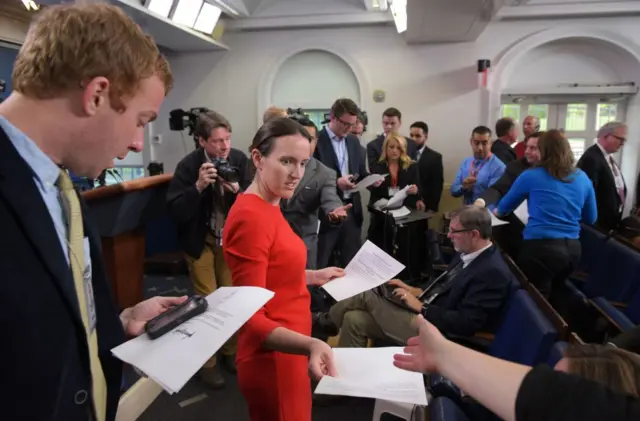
[57,170,107,421]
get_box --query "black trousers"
[367,210,429,283]
[317,207,362,269]
[518,238,581,305]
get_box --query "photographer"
[167,110,251,389]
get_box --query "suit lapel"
[0,130,83,325]
[593,146,621,202]
[318,128,341,173]
[347,136,359,175]
[441,246,494,295]
[289,157,318,204]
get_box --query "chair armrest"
[590,297,636,332]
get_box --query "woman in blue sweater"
[496,129,597,303]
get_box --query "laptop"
[376,270,450,313]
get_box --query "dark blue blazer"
[313,127,369,227]
[0,128,125,421]
[421,244,515,337]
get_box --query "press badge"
[388,187,399,197]
[82,237,97,333]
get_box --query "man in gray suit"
[280,113,351,270]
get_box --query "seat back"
[582,237,640,302]
[488,290,557,366]
[429,397,470,421]
[545,341,568,367]
[578,224,609,273]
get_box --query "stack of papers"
[111,287,274,394]
[314,347,429,406]
[322,240,405,301]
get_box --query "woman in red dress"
[223,117,343,421]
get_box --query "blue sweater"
[497,167,597,240]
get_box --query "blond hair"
[13,4,173,110]
[263,106,287,124]
[379,132,413,170]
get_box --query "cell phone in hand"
[144,295,208,340]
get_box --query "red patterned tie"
[609,156,626,205]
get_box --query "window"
[565,104,587,131]
[527,104,549,131]
[597,103,618,129]
[500,104,520,122]
[500,98,626,161]
[96,166,145,187]
[304,109,330,129]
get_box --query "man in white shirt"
[578,121,628,231]
[313,206,515,347]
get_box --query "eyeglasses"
[448,227,474,234]
[610,134,627,144]
[337,116,356,128]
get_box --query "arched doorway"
[488,28,640,213]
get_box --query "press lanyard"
[469,154,491,177]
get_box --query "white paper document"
[322,240,405,301]
[111,287,274,394]
[389,206,411,219]
[346,173,386,193]
[315,347,428,406]
[513,200,529,225]
[491,212,509,226]
[385,185,410,209]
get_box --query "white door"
[501,100,626,161]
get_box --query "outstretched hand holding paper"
[322,240,405,301]
[111,287,274,394]
[314,347,428,405]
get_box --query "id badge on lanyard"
[469,155,490,177]
[388,187,399,196]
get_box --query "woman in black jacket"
[367,132,422,251]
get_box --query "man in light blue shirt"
[451,126,506,205]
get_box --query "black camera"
[209,157,240,183]
[169,107,211,136]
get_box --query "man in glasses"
[313,98,373,268]
[313,206,514,349]
[578,121,628,231]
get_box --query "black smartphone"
[144,295,209,340]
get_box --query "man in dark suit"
[314,98,373,268]
[166,110,252,388]
[281,114,350,270]
[366,107,417,168]
[0,4,185,421]
[491,117,518,164]
[314,206,514,346]
[475,132,543,257]
[409,121,444,212]
[578,122,628,231]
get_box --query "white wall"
[153,16,640,188]
[271,50,360,109]
[0,15,28,44]
[506,38,636,89]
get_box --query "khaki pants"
[329,290,417,348]
[185,233,236,368]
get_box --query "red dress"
[223,193,312,421]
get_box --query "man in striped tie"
[0,4,186,421]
